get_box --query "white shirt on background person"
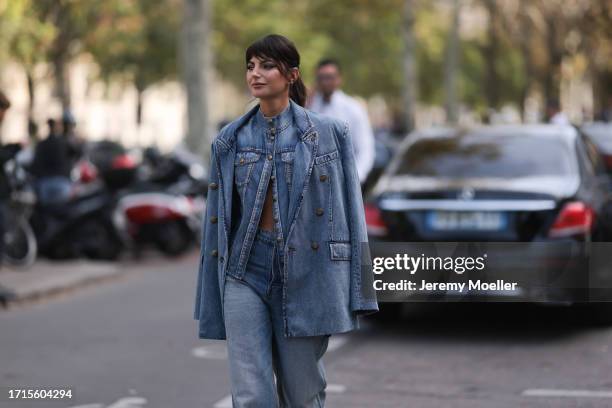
[309,89,375,184]
[550,111,570,125]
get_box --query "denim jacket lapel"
[286,127,318,239]
[215,108,252,241]
[284,100,318,242]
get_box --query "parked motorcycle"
[114,145,207,257]
[28,141,129,261]
[2,144,37,268]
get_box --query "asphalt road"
[2,251,612,408]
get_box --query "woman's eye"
[246,62,274,71]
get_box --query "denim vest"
[226,103,297,278]
[194,99,379,339]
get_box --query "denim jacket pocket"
[234,151,260,186]
[314,150,339,166]
[281,151,295,187]
[329,241,351,261]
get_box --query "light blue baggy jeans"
[224,227,329,407]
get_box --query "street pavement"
[1,251,612,407]
[0,259,123,306]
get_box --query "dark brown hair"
[245,34,306,107]
[317,58,342,73]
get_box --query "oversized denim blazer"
[193,99,379,339]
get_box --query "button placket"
[263,116,283,245]
[270,122,284,244]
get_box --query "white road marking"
[522,389,612,398]
[327,384,347,393]
[66,405,103,408]
[327,336,349,352]
[106,397,148,408]
[213,395,232,408]
[192,344,228,359]
[67,397,147,408]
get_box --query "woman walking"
[193,34,378,407]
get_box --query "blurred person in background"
[0,91,22,267]
[30,118,73,204]
[596,95,612,123]
[62,110,85,167]
[0,91,9,128]
[0,90,12,267]
[308,58,375,191]
[546,100,570,125]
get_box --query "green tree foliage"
[0,0,55,69]
[85,0,180,92]
[83,0,181,123]
[1,0,610,121]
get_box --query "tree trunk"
[444,0,461,124]
[52,52,71,112]
[483,0,499,110]
[518,0,533,121]
[401,0,418,133]
[136,88,143,127]
[26,69,36,139]
[544,16,562,108]
[181,0,213,161]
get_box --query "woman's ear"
[290,67,300,84]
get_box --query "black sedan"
[365,125,612,321]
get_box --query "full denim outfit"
[194,99,378,406]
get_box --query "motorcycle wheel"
[155,220,194,256]
[78,219,123,261]
[3,217,38,268]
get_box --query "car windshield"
[395,134,575,178]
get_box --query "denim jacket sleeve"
[337,121,379,316]
[193,140,226,339]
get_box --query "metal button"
[239,158,245,164]
[311,241,319,250]
[210,215,218,224]
[271,174,276,181]
[315,207,324,216]
[211,249,218,257]
[267,154,273,160]
[271,135,275,141]
[219,256,224,262]
[277,236,283,242]
[274,217,278,222]
[209,182,218,189]
[319,175,328,182]
[272,197,277,202]
[271,128,276,134]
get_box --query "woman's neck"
[259,97,290,118]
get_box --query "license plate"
[426,211,507,231]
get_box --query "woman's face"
[246,56,291,100]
